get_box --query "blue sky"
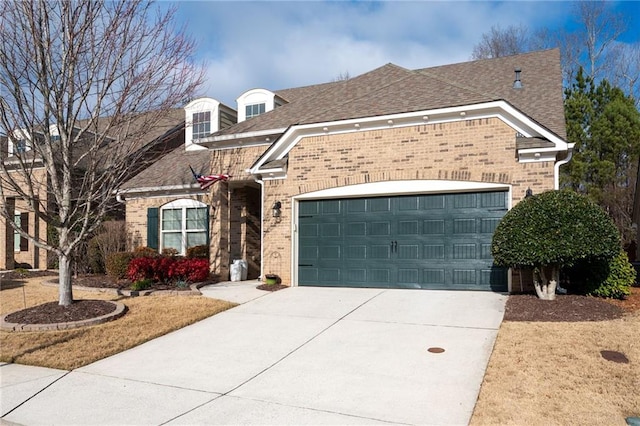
[165,1,640,107]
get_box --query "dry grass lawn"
[471,312,640,425]
[0,276,236,370]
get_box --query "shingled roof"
[212,48,566,139]
[119,145,209,191]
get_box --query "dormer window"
[14,139,27,154]
[246,103,266,120]
[192,111,211,140]
[237,89,285,123]
[184,98,237,151]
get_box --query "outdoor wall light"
[525,188,533,198]
[272,201,282,218]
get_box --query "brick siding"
[261,118,555,285]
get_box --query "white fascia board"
[199,128,288,146]
[249,101,570,176]
[116,183,203,199]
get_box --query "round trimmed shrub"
[492,190,620,269]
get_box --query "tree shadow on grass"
[0,279,27,291]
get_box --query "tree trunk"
[533,266,558,300]
[58,252,73,306]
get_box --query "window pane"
[246,103,266,119]
[187,231,207,248]
[14,214,20,251]
[163,232,183,252]
[192,111,211,139]
[162,209,182,231]
[186,207,207,230]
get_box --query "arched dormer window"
[184,97,237,151]
[236,88,284,122]
[8,129,30,156]
[160,199,208,255]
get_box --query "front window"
[14,213,21,252]
[192,111,211,139]
[161,200,208,255]
[245,103,265,119]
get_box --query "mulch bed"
[4,300,116,324]
[69,274,210,291]
[504,286,640,322]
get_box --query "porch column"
[1,198,15,270]
[209,181,230,280]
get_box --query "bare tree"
[0,0,203,306]
[331,71,351,82]
[609,43,640,106]
[470,24,530,60]
[563,1,627,82]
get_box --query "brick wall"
[125,145,265,279]
[261,118,556,285]
[0,167,49,270]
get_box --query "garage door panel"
[453,218,477,234]
[421,194,445,210]
[345,222,366,236]
[298,191,508,291]
[398,220,419,235]
[345,245,367,259]
[321,223,341,237]
[423,220,445,234]
[299,245,319,261]
[423,244,445,259]
[369,198,392,212]
[368,221,390,236]
[397,244,419,259]
[370,244,391,259]
[453,243,477,259]
[299,223,319,237]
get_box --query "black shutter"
[147,208,159,250]
[20,212,28,251]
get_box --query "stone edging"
[41,278,205,297]
[0,301,127,332]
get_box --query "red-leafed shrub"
[152,256,175,283]
[126,256,156,282]
[127,256,210,284]
[169,258,210,282]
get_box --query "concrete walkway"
[1,283,507,425]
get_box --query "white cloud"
[172,1,574,106]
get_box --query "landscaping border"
[0,300,127,332]
[41,278,207,297]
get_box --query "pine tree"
[562,68,640,244]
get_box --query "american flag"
[189,166,231,190]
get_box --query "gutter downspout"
[253,175,265,280]
[116,193,125,203]
[554,144,574,190]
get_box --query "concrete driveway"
[1,286,506,425]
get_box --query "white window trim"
[160,199,208,255]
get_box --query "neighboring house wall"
[260,118,555,284]
[0,167,49,270]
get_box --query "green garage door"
[298,191,508,291]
